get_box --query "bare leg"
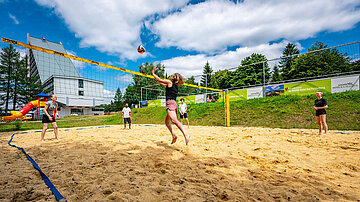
[321,115,328,135]
[123,123,126,129]
[186,118,190,128]
[165,113,177,144]
[41,123,48,141]
[51,122,59,139]
[168,110,190,145]
[316,116,322,135]
[129,122,131,129]
[180,118,183,124]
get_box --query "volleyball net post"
[224,89,230,127]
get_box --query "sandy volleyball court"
[0,125,359,201]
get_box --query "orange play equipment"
[2,100,47,121]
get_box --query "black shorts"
[316,110,326,116]
[180,113,188,119]
[124,118,131,124]
[42,115,56,123]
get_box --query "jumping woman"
[41,94,60,142]
[152,66,190,145]
[313,91,328,135]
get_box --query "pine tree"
[11,56,28,110]
[0,45,20,114]
[280,43,300,80]
[271,64,282,82]
[200,61,213,87]
[114,88,123,103]
[18,56,44,105]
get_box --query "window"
[92,108,104,112]
[71,108,83,115]
[79,90,84,96]
[78,79,84,88]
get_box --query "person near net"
[41,94,60,142]
[179,98,190,128]
[152,66,190,145]
[313,91,328,135]
[122,103,132,129]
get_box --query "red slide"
[2,100,46,121]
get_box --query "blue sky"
[1,0,360,94]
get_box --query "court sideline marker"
[8,133,67,202]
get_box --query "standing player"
[313,91,328,135]
[179,98,190,128]
[152,66,190,145]
[41,94,60,142]
[122,103,131,129]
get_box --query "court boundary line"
[8,133,67,202]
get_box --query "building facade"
[27,34,104,117]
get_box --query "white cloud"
[103,89,116,97]
[152,0,360,52]
[102,88,128,104]
[34,0,189,60]
[161,40,302,78]
[115,73,133,84]
[9,13,19,24]
[103,89,116,104]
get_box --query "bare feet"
[185,134,190,145]
[171,136,177,144]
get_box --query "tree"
[123,62,165,105]
[111,87,124,111]
[11,55,28,110]
[200,61,213,87]
[271,64,282,82]
[1,46,48,114]
[209,69,232,89]
[231,53,270,87]
[351,59,360,71]
[114,88,123,103]
[289,41,352,79]
[18,56,45,105]
[0,45,20,114]
[178,75,199,95]
[280,43,300,80]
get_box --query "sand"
[0,125,359,201]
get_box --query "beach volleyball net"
[0,36,230,126]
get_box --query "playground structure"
[1,92,49,121]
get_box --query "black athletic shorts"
[124,118,131,124]
[42,115,56,123]
[316,109,326,116]
[180,113,188,119]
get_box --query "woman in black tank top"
[313,91,328,135]
[152,66,190,145]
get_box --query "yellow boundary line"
[1,37,222,92]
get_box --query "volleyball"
[137,45,145,54]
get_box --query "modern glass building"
[27,34,104,116]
